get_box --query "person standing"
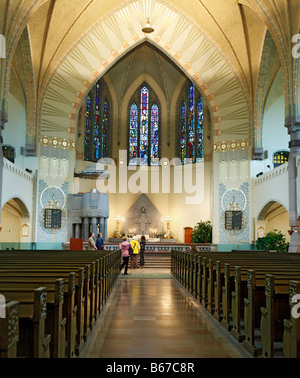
[130,236,140,269]
[139,235,146,268]
[119,236,130,275]
[96,233,104,250]
[88,232,97,251]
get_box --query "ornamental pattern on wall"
[219,182,250,244]
[37,180,68,243]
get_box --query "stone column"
[75,224,81,239]
[286,117,300,252]
[100,217,104,236]
[82,217,90,243]
[103,218,108,242]
[91,217,98,238]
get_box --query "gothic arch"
[39,0,250,154]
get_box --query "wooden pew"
[0,267,85,356]
[260,274,295,358]
[171,249,300,358]
[0,274,76,358]
[0,301,19,358]
[0,279,65,358]
[283,280,300,358]
[0,249,122,358]
[0,287,50,358]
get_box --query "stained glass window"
[151,104,159,163]
[129,84,160,166]
[84,80,110,162]
[179,82,204,164]
[129,103,138,165]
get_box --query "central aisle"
[81,271,248,358]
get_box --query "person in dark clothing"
[139,235,146,268]
[96,233,104,250]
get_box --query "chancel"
[0,0,300,361]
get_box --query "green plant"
[256,229,289,253]
[192,220,212,244]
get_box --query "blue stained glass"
[196,97,204,160]
[84,80,110,162]
[128,85,160,166]
[129,103,138,165]
[85,95,92,161]
[93,84,101,160]
[188,83,195,161]
[140,87,149,166]
[102,100,109,158]
[151,103,159,164]
[180,82,204,164]
[180,101,186,162]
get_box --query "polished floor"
[81,269,248,358]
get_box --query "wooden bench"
[0,279,65,358]
[171,250,300,358]
[0,265,87,355]
[0,301,19,358]
[0,274,76,358]
[283,280,300,358]
[0,287,50,358]
[0,249,121,358]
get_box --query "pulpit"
[70,238,83,250]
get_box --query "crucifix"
[135,206,152,235]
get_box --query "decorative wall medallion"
[231,141,237,150]
[221,142,227,151]
[40,186,66,210]
[221,188,247,212]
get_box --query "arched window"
[179,82,204,164]
[84,80,110,162]
[273,151,289,168]
[129,84,160,166]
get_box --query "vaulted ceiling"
[1,0,299,151]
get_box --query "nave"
[80,269,248,359]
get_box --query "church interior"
[0,0,300,360]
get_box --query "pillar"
[286,117,300,252]
[82,217,89,243]
[75,224,81,239]
[99,217,104,236]
[103,218,107,242]
[91,217,98,238]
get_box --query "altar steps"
[143,253,171,268]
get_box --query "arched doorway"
[0,198,30,248]
[257,201,290,242]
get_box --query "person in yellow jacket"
[130,236,140,269]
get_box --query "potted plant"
[255,229,289,253]
[192,220,212,244]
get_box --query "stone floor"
[80,269,250,358]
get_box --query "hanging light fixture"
[142,17,154,34]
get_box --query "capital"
[285,115,300,134]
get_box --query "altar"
[112,194,176,242]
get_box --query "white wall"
[252,162,289,240]
[3,93,38,171]
[251,69,289,179]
